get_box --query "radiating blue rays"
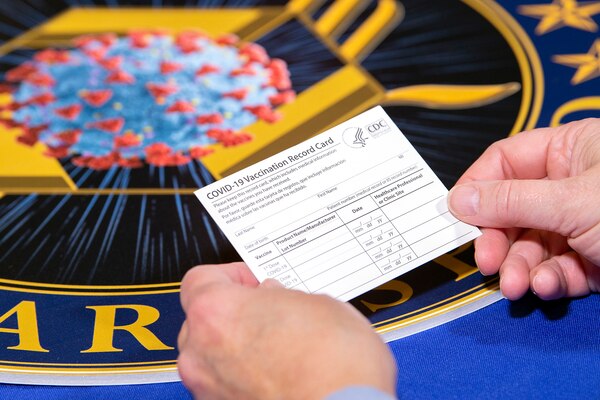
[172,230,181,276]
[21,234,51,272]
[141,218,151,281]
[0,53,37,65]
[76,194,114,260]
[36,236,66,279]
[0,195,37,247]
[0,22,25,38]
[172,179,189,248]
[256,19,343,92]
[132,194,148,281]
[63,160,214,188]
[159,167,166,188]
[22,194,72,247]
[57,194,100,282]
[158,232,165,280]
[201,213,219,258]
[191,234,203,265]
[199,162,215,184]
[0,3,45,27]
[72,0,96,6]
[75,167,99,187]
[87,171,130,282]
[60,228,92,282]
[186,163,205,188]
[2,232,29,265]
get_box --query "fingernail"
[532,274,541,296]
[448,185,479,217]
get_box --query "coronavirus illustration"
[1,30,295,169]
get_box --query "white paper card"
[195,106,480,301]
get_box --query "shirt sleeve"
[324,386,397,400]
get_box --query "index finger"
[456,125,557,185]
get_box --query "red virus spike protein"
[129,32,152,48]
[27,93,55,106]
[195,64,220,76]
[269,90,296,107]
[5,31,296,169]
[114,132,141,148]
[230,65,256,77]
[244,105,282,123]
[25,73,55,87]
[239,43,270,65]
[86,118,125,133]
[106,70,135,84]
[166,101,195,113]
[0,83,15,94]
[160,61,183,75]
[54,129,82,145]
[196,113,224,124]
[189,146,214,158]
[98,56,123,70]
[44,145,70,158]
[222,88,247,100]
[84,47,108,61]
[54,104,82,120]
[216,34,239,46]
[17,124,47,146]
[118,156,143,168]
[146,82,179,99]
[81,90,113,107]
[6,64,38,82]
[34,49,70,64]
[97,33,118,47]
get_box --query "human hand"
[448,118,600,300]
[177,262,397,400]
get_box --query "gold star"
[518,0,600,35]
[553,39,600,84]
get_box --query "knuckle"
[177,353,208,394]
[493,180,520,223]
[177,353,196,387]
[177,320,188,350]
[186,287,221,323]
[181,265,211,292]
[486,139,508,155]
[569,117,600,132]
[183,285,232,346]
[180,266,226,310]
[554,178,593,236]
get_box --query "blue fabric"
[325,386,397,400]
[0,293,598,399]
[391,293,600,399]
[0,382,192,400]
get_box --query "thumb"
[448,179,580,235]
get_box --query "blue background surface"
[1,293,598,399]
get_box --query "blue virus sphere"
[2,30,295,169]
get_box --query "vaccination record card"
[195,106,480,301]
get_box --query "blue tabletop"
[1,293,598,399]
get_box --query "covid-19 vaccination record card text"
[196,106,480,302]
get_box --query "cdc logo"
[342,126,368,148]
[366,119,391,138]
